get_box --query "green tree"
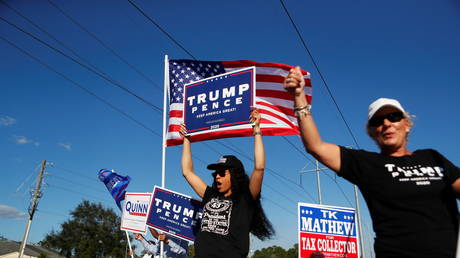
[252,244,298,258]
[286,243,298,257]
[40,200,127,257]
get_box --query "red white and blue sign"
[298,202,360,258]
[147,186,203,243]
[183,67,255,135]
[121,192,152,234]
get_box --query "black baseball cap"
[207,155,244,171]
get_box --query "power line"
[0,16,163,113]
[213,139,315,199]
[323,170,353,207]
[126,0,197,60]
[278,0,360,149]
[282,136,316,165]
[264,198,296,217]
[47,183,112,203]
[46,174,107,195]
[46,0,162,91]
[48,164,100,182]
[0,34,162,137]
[1,0,112,80]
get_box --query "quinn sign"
[298,202,360,258]
[183,67,255,135]
[120,192,152,234]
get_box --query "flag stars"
[301,209,313,215]
[343,215,354,220]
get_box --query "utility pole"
[299,160,328,204]
[19,160,46,258]
[299,158,366,258]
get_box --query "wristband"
[294,104,311,117]
[253,131,262,136]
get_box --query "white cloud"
[0,116,16,127]
[58,143,72,151]
[0,205,26,219]
[15,135,31,144]
[14,135,39,146]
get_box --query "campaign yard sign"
[183,67,255,135]
[298,202,359,258]
[120,192,152,234]
[147,186,203,242]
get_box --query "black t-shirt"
[194,186,255,258]
[340,147,460,257]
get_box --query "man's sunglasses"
[368,112,405,127]
[212,170,228,178]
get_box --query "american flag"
[166,59,312,146]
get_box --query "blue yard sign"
[183,67,255,135]
[298,202,360,258]
[146,186,203,242]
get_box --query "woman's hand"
[284,66,306,98]
[179,123,190,140]
[250,108,261,131]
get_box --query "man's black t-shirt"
[194,187,255,258]
[340,147,460,257]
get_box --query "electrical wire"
[0,0,113,81]
[0,16,163,113]
[46,0,162,91]
[126,0,197,60]
[0,34,162,137]
[278,0,360,149]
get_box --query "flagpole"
[162,55,169,188]
[159,55,170,258]
[125,231,134,258]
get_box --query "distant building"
[0,240,65,258]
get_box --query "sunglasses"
[212,170,228,178]
[368,112,404,127]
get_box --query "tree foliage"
[40,200,127,257]
[252,244,298,258]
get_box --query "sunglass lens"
[387,112,404,122]
[213,170,226,177]
[369,112,404,127]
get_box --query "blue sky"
[1,0,459,256]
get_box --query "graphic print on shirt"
[385,163,444,185]
[200,198,233,235]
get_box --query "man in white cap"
[284,66,460,257]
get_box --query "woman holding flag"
[180,109,274,258]
[283,66,460,257]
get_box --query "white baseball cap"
[368,98,405,121]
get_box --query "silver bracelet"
[294,104,311,117]
[253,131,262,136]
